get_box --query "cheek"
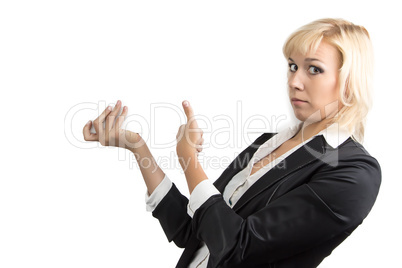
[311,78,339,105]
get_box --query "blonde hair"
[282,18,374,143]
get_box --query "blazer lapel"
[232,135,327,212]
[213,133,277,193]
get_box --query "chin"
[294,114,307,122]
[292,110,307,122]
[293,110,322,123]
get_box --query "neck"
[292,118,333,143]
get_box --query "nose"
[288,71,304,91]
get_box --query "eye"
[288,63,297,72]
[308,66,323,75]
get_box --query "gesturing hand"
[176,100,204,161]
[83,100,141,150]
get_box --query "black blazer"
[151,133,381,268]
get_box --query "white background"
[1,1,400,267]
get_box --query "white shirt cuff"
[145,174,173,212]
[187,179,220,218]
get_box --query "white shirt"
[145,121,350,268]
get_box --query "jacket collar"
[251,122,350,166]
[213,122,351,212]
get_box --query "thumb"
[182,100,194,120]
[182,100,199,129]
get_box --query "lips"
[291,98,307,102]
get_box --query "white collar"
[293,121,351,148]
[317,121,351,148]
[256,121,350,155]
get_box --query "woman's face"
[287,40,343,123]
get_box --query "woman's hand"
[176,100,208,193]
[176,100,204,164]
[83,100,141,150]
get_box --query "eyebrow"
[288,57,323,63]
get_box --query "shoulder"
[322,137,381,170]
[340,138,381,173]
[307,137,382,225]
[309,136,382,202]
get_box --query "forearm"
[128,135,165,195]
[180,152,208,194]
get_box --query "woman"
[83,18,381,268]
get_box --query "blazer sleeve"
[151,182,193,248]
[191,154,382,267]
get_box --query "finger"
[196,137,204,149]
[106,100,122,131]
[93,106,112,132]
[182,100,198,129]
[196,138,203,152]
[182,100,194,120]
[83,120,98,141]
[115,106,128,130]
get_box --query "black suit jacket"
[151,133,381,268]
